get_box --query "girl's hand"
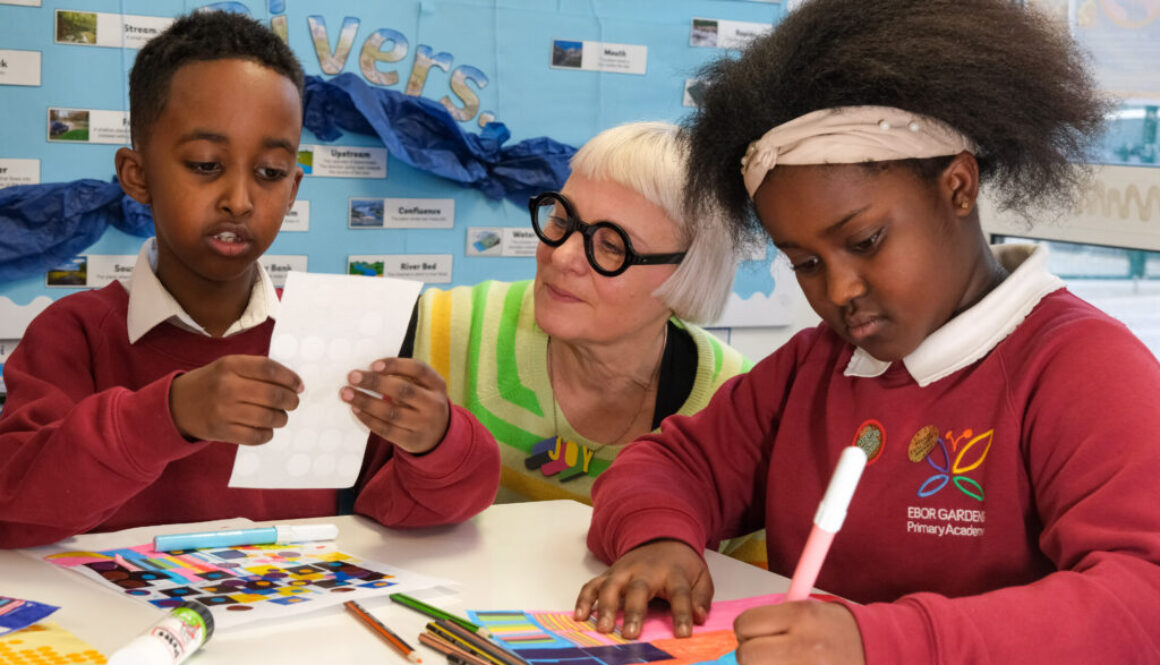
[574,539,714,639]
[340,357,451,454]
[735,601,865,665]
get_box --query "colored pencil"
[432,620,530,665]
[426,622,514,665]
[345,600,422,662]
[390,592,491,637]
[419,631,492,665]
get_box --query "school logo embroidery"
[851,419,886,464]
[909,426,994,501]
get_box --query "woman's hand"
[574,539,714,639]
[340,357,451,454]
[735,601,865,665]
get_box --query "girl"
[575,1,1160,664]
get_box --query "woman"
[384,121,751,507]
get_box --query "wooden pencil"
[390,592,491,637]
[345,600,422,663]
[426,622,511,665]
[419,630,492,665]
[434,619,531,665]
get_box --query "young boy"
[0,12,500,549]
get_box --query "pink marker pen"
[785,446,868,601]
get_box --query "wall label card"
[0,49,41,86]
[47,108,129,145]
[350,197,456,229]
[0,0,43,6]
[281,199,310,232]
[348,254,453,283]
[550,39,646,75]
[45,254,135,289]
[689,17,772,50]
[466,227,538,257]
[0,158,39,186]
[54,10,173,49]
[298,145,387,179]
[385,197,454,228]
[261,255,308,288]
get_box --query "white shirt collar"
[125,237,279,344]
[844,243,1065,386]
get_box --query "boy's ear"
[941,151,980,217]
[116,147,151,205]
[285,165,304,215]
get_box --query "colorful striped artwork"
[468,594,835,665]
[467,610,733,665]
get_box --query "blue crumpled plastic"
[302,73,575,206]
[0,180,153,282]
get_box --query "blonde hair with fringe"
[568,121,737,324]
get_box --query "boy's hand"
[170,355,303,445]
[574,539,714,639]
[340,358,450,455]
[734,601,865,665]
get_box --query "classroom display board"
[0,0,797,341]
[1,0,1156,344]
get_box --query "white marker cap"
[813,446,868,533]
[275,523,339,544]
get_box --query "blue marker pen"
[153,523,338,552]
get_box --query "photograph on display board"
[45,257,86,287]
[349,260,385,277]
[296,147,313,175]
[690,19,719,47]
[471,230,502,254]
[47,109,88,142]
[551,40,583,68]
[349,198,385,228]
[54,10,95,44]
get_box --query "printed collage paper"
[41,540,449,631]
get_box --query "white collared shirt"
[844,243,1065,387]
[125,237,279,344]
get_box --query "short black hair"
[684,0,1110,239]
[128,11,305,148]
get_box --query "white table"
[0,500,788,663]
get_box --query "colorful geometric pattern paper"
[42,541,442,631]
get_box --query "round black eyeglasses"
[528,191,687,277]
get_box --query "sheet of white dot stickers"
[228,271,423,489]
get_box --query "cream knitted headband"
[739,106,978,197]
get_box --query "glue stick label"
[148,607,207,662]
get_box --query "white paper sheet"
[228,272,422,489]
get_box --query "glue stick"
[108,601,214,665]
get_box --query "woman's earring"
[960,200,970,209]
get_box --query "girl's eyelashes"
[850,228,884,253]
[790,256,821,274]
